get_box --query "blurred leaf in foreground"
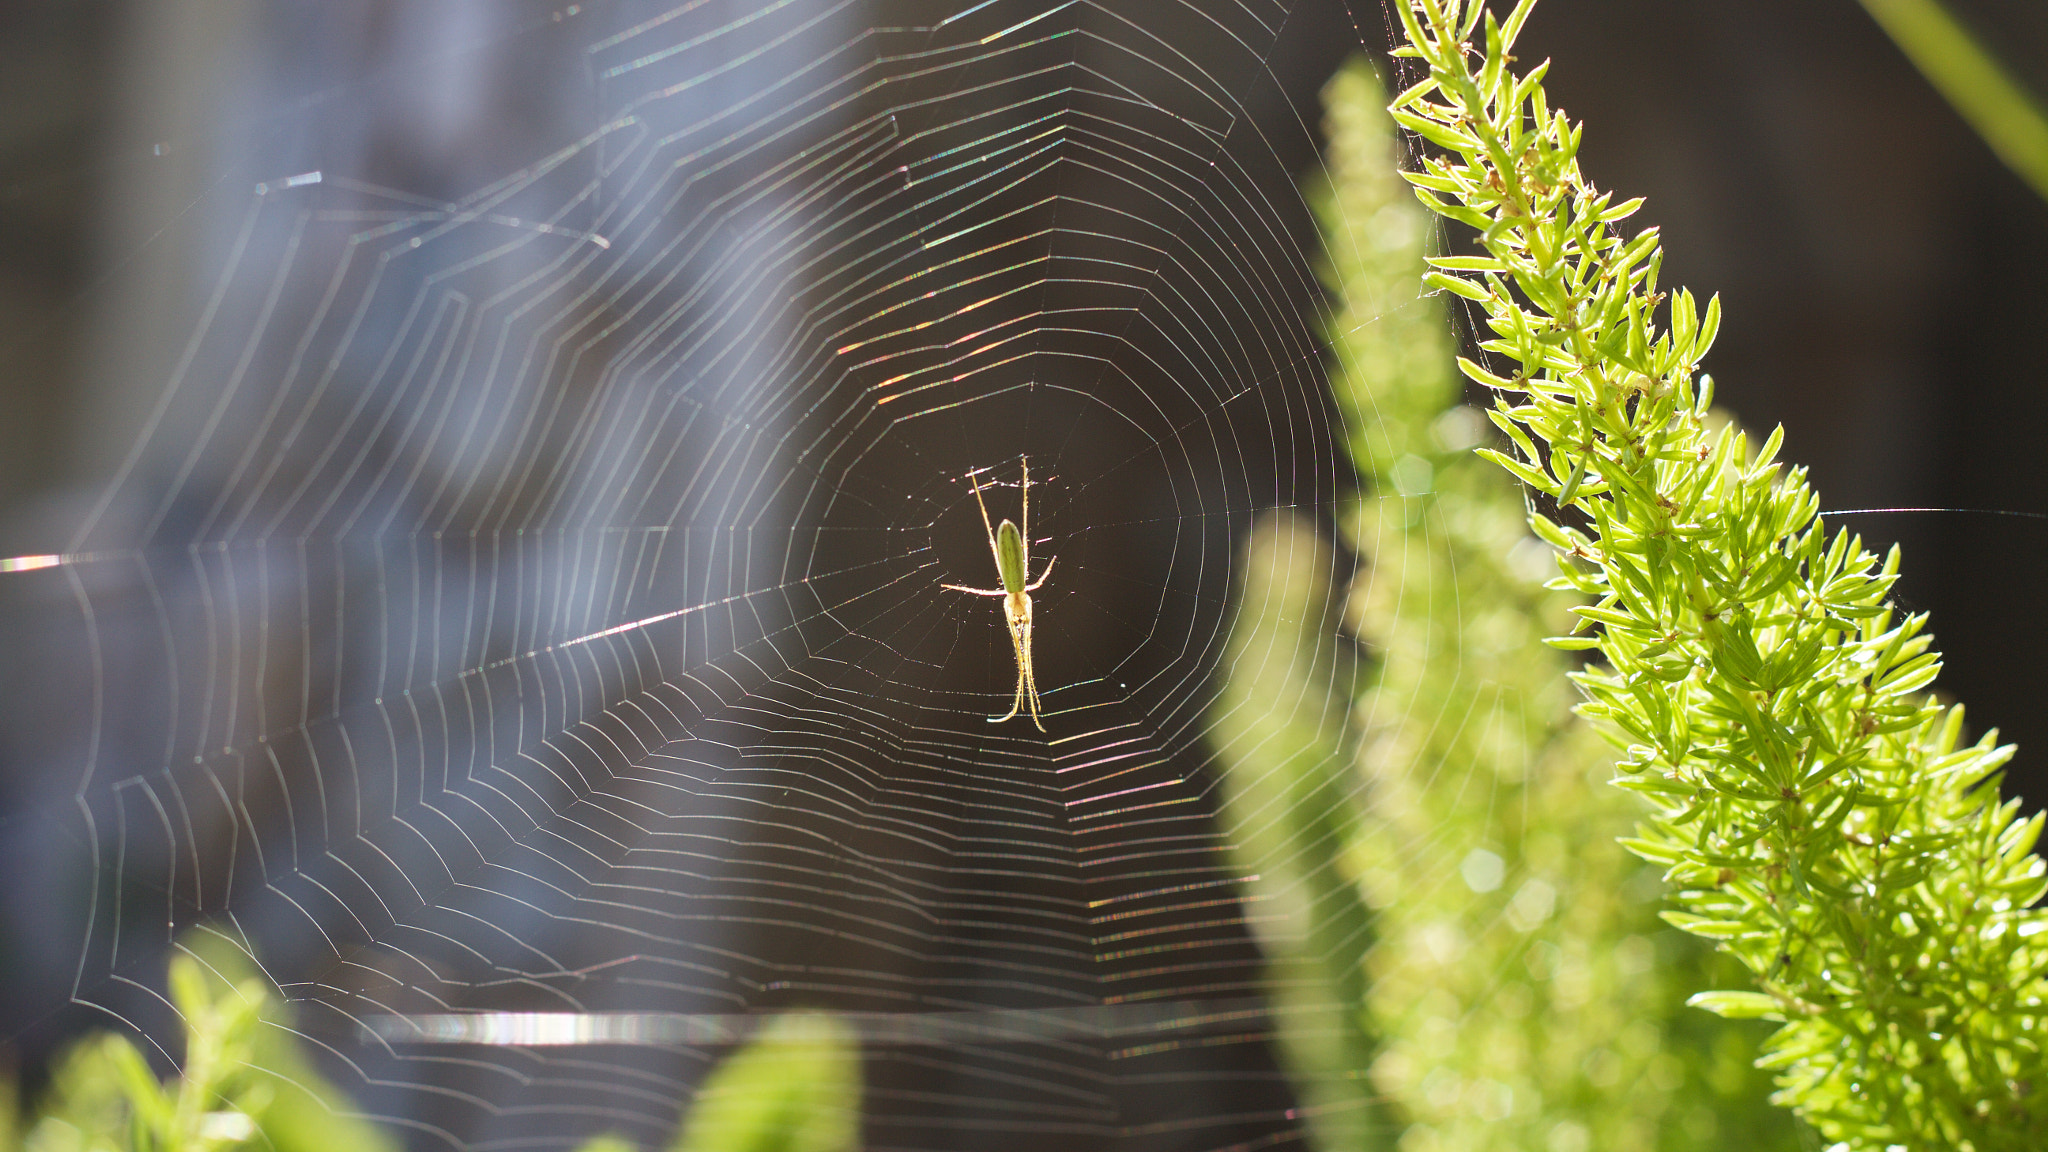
[667,1012,860,1152]
[1213,510,1388,1151]
[19,931,394,1152]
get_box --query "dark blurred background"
[1503,0,2048,816]
[2,0,2045,1147]
[10,0,2044,797]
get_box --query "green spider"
[943,457,1055,730]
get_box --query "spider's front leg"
[1023,554,1056,593]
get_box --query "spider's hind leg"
[992,678,1025,725]
[991,598,1030,725]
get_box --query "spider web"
[0,1,1418,1148]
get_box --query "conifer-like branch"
[1390,1,2048,1146]
[1305,57,1791,1152]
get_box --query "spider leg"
[993,669,1025,725]
[1019,456,1030,554]
[942,583,1008,596]
[967,466,1003,573]
[992,664,1025,724]
[1023,554,1055,592]
[1018,602,1043,730]
[992,595,1032,726]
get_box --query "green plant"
[575,1012,861,1152]
[1329,52,1798,1150]
[12,935,395,1152]
[667,1013,859,1152]
[1212,510,1387,1150]
[5,937,861,1152]
[1214,54,1794,1152]
[1387,1,2048,1146]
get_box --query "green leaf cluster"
[1388,1,2048,1146]
[1274,54,1791,1152]
[7,934,395,1152]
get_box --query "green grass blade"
[1857,0,2048,202]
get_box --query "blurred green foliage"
[1855,0,2048,203]
[2,939,859,1152]
[1212,512,1386,1150]
[6,933,395,1152]
[1213,52,1800,1152]
[668,1013,859,1152]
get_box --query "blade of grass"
[1856,0,2048,202]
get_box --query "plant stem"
[1856,0,2048,203]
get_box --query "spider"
[943,457,1055,730]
